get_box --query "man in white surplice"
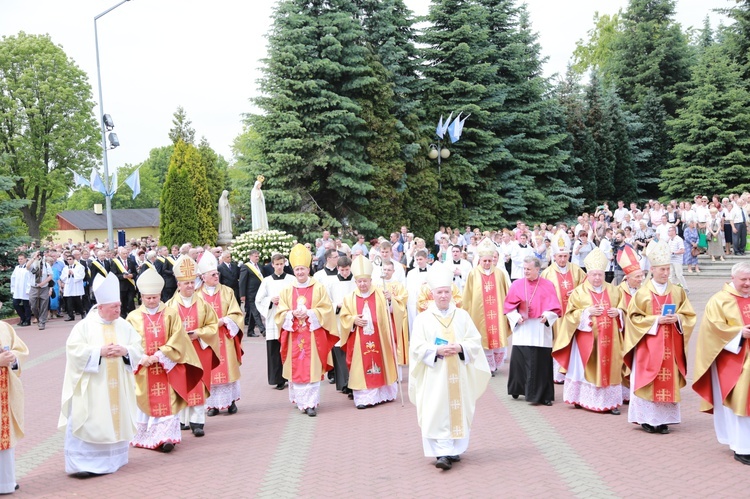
[409,262,490,471]
[59,273,143,477]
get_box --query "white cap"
[137,268,164,295]
[426,261,453,290]
[197,251,218,275]
[93,273,120,305]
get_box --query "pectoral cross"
[150,382,167,396]
[147,323,160,336]
[561,278,572,290]
[183,315,196,330]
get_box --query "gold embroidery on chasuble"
[434,312,464,439]
[103,324,122,440]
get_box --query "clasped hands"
[140,354,161,367]
[436,343,463,357]
[588,305,619,318]
[100,343,127,358]
[0,350,16,368]
[353,314,368,328]
[741,325,750,339]
[516,316,546,325]
[657,314,679,325]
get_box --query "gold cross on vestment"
[485,295,496,306]
[148,341,160,352]
[487,310,498,322]
[150,382,167,396]
[183,315,196,330]
[452,425,464,437]
[664,347,672,360]
[484,281,495,293]
[450,399,461,410]
[657,367,672,381]
[111,404,119,415]
[149,364,163,375]
[599,335,611,347]
[214,372,227,384]
[188,392,203,405]
[147,322,160,336]
[599,316,612,330]
[561,279,572,290]
[656,388,671,401]
[448,374,459,384]
[108,378,119,389]
[153,403,169,417]
[488,325,498,335]
[742,304,750,321]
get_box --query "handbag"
[697,232,708,249]
[691,246,700,257]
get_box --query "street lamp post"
[94,0,131,249]
[428,140,450,192]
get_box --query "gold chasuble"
[339,289,399,391]
[693,284,750,415]
[198,285,245,384]
[625,281,696,402]
[462,267,511,349]
[375,280,410,365]
[275,278,338,383]
[127,304,203,417]
[165,293,220,405]
[417,283,462,312]
[554,281,623,387]
[0,322,28,450]
[409,306,490,441]
[541,263,587,339]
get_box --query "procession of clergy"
[4,229,750,491]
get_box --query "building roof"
[57,209,160,230]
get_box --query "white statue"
[218,190,233,244]
[251,175,269,232]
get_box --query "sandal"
[696,268,702,273]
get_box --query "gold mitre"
[289,243,312,268]
[197,251,218,275]
[351,255,373,279]
[583,247,609,272]
[137,267,164,295]
[476,237,497,257]
[173,255,198,282]
[426,261,454,290]
[551,230,571,255]
[645,239,671,267]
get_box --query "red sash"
[481,273,501,349]
[588,290,614,386]
[0,367,9,450]
[141,312,172,416]
[203,292,231,386]
[178,303,210,406]
[349,294,386,388]
[555,271,575,313]
[713,296,750,414]
[634,291,686,401]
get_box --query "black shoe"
[260,331,266,337]
[228,401,238,414]
[542,400,553,406]
[180,423,190,431]
[657,424,670,434]
[574,404,582,409]
[734,452,750,465]
[64,317,75,321]
[161,442,175,453]
[190,423,204,437]
[356,404,366,410]
[248,331,259,337]
[275,382,287,390]
[15,484,19,490]
[641,423,657,433]
[447,455,461,462]
[72,471,96,479]
[206,408,219,417]
[611,408,621,415]
[511,394,519,399]
[305,407,317,417]
[435,457,452,470]
[328,378,336,384]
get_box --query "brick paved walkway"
[6,274,750,497]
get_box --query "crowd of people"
[3,191,750,491]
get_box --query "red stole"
[577,289,614,386]
[481,273,502,349]
[280,286,332,383]
[713,296,750,415]
[0,366,8,450]
[139,312,173,416]
[633,291,686,401]
[349,293,386,388]
[178,302,210,406]
[555,270,574,313]
[202,292,231,386]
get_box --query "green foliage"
[0,32,100,239]
[230,124,262,235]
[231,229,297,263]
[634,89,671,200]
[198,137,228,231]
[571,11,622,79]
[662,44,750,198]
[169,106,195,145]
[0,175,30,317]
[721,0,750,81]
[160,140,202,247]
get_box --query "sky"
[0,0,730,176]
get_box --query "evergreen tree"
[571,12,622,81]
[252,0,379,237]
[585,72,614,203]
[230,123,263,234]
[607,0,691,116]
[169,106,195,145]
[634,89,670,200]
[661,45,750,198]
[0,175,30,317]
[198,137,228,231]
[606,91,638,203]
[722,0,750,81]
[160,140,201,247]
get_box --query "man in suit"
[239,249,265,337]
[156,246,177,302]
[110,246,138,318]
[88,250,109,307]
[217,249,241,303]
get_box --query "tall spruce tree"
[585,72,614,204]
[722,0,750,81]
[634,89,670,200]
[252,0,378,237]
[160,140,202,247]
[198,137,228,232]
[661,44,750,198]
[606,90,638,203]
[607,0,691,117]
[0,175,29,317]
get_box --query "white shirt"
[614,207,629,223]
[730,204,747,224]
[11,264,32,300]
[668,236,685,265]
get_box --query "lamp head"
[108,132,120,149]
[103,114,114,130]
